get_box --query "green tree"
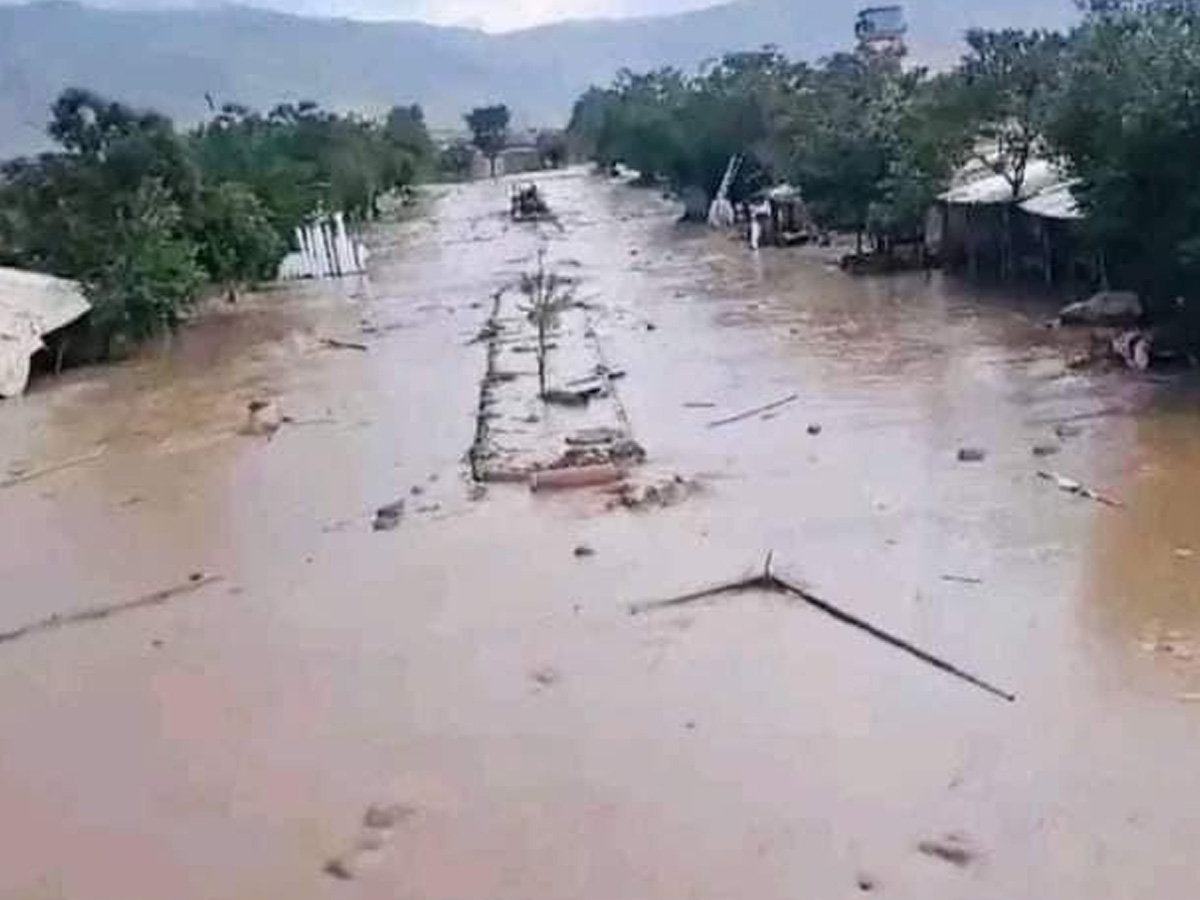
[954,29,1068,200]
[384,104,434,169]
[465,104,511,177]
[0,90,206,354]
[438,139,476,181]
[86,178,204,350]
[1046,1,1200,314]
[535,130,568,169]
[196,182,283,303]
[566,87,620,165]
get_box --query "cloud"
[312,0,720,30]
[26,0,723,30]
[23,0,720,30]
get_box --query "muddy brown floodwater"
[3,169,1200,900]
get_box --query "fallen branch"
[1026,405,1129,428]
[1,445,107,489]
[280,416,338,427]
[0,574,223,647]
[941,574,984,585]
[1037,470,1124,508]
[320,337,369,352]
[707,393,800,429]
[630,554,1015,703]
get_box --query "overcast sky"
[20,0,722,30]
[369,0,715,30]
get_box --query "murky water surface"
[2,170,1199,899]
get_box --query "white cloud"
[291,0,719,30]
[0,0,723,31]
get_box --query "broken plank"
[1037,470,1124,508]
[941,574,984,585]
[320,337,369,352]
[630,553,1015,703]
[0,575,223,647]
[707,393,800,429]
[1,445,107,489]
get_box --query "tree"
[385,104,434,169]
[1,88,435,364]
[86,178,204,350]
[438,140,476,181]
[784,52,920,249]
[465,105,510,177]
[566,87,620,165]
[0,90,207,355]
[535,130,568,169]
[954,29,1068,201]
[1046,1,1200,315]
[195,182,283,303]
[191,99,419,232]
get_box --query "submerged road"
[2,169,1200,899]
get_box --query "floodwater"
[2,169,1200,899]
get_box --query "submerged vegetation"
[568,0,1200,331]
[0,90,435,357]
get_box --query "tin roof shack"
[764,184,816,247]
[930,160,1092,288]
[0,266,90,398]
[1016,181,1091,288]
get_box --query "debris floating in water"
[319,336,369,352]
[1037,470,1123,508]
[917,833,978,868]
[0,574,223,647]
[707,393,800,428]
[373,499,405,531]
[630,553,1016,703]
[941,574,984,585]
[0,445,107,489]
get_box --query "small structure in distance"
[510,183,552,222]
[855,5,907,55]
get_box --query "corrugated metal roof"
[939,159,1065,206]
[766,183,801,201]
[0,266,90,398]
[1018,180,1082,221]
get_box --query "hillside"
[0,0,1076,157]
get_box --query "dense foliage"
[0,91,432,356]
[569,2,1200,319]
[1047,1,1200,310]
[570,50,963,240]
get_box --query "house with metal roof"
[928,157,1092,288]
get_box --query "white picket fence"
[277,212,369,281]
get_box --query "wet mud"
[2,170,1200,899]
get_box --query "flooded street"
[3,169,1200,899]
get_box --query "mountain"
[0,0,1077,158]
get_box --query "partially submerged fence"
[277,212,369,281]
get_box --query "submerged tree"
[0,88,426,359]
[0,91,205,353]
[519,252,575,399]
[1046,1,1200,315]
[465,105,511,177]
[86,178,204,349]
[196,181,282,303]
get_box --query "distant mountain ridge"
[0,0,1076,157]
